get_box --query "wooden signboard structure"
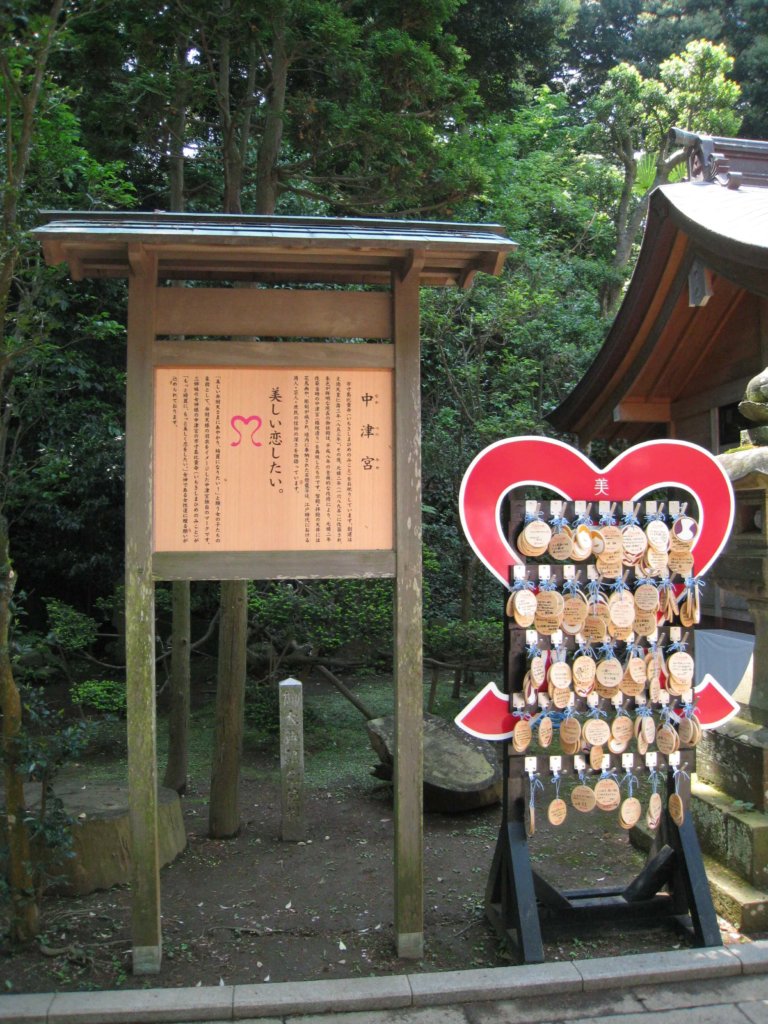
[33,211,516,973]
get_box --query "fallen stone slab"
[366,713,502,812]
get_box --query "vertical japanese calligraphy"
[153,367,393,552]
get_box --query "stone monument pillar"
[279,677,305,842]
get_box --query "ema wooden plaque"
[153,366,393,552]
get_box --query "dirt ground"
[0,754,750,994]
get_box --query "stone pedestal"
[740,598,768,712]
[697,711,768,811]
[713,548,768,712]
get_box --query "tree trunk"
[209,6,287,837]
[459,542,476,624]
[0,2,65,945]
[168,35,189,213]
[163,581,190,793]
[209,579,248,837]
[163,57,192,795]
[216,0,244,216]
[255,13,288,214]
[0,514,39,941]
[451,668,462,701]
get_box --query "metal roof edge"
[33,209,515,242]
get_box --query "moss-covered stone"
[691,780,768,888]
[22,778,186,895]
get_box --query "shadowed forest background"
[1,0,767,955]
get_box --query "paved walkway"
[5,943,768,1023]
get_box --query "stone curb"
[408,961,582,1007]
[233,976,412,1019]
[3,942,768,1023]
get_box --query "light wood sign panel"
[154,366,393,552]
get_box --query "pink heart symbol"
[459,437,734,588]
[230,415,263,447]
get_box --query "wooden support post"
[485,758,544,964]
[666,763,722,947]
[279,678,305,842]
[125,246,162,974]
[392,265,424,958]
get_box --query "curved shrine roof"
[549,179,768,443]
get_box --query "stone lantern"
[716,368,768,716]
[703,371,768,819]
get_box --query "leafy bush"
[45,598,99,653]
[70,678,126,716]
[248,579,393,662]
[425,618,501,668]
[1,686,96,899]
[244,678,281,738]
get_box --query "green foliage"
[634,152,686,195]
[24,86,136,212]
[248,579,393,661]
[1,5,135,621]
[4,278,128,609]
[3,32,136,240]
[45,599,98,654]
[17,686,93,783]
[420,90,610,620]
[57,0,483,217]
[589,39,741,159]
[660,39,741,135]
[1,685,95,898]
[587,41,742,169]
[244,678,281,740]
[584,38,742,310]
[425,619,501,667]
[449,0,579,111]
[562,0,767,133]
[70,678,126,716]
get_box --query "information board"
[153,366,393,552]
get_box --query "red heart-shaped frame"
[459,437,734,588]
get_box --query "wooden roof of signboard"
[549,131,768,445]
[33,211,516,288]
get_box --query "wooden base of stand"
[485,760,722,963]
